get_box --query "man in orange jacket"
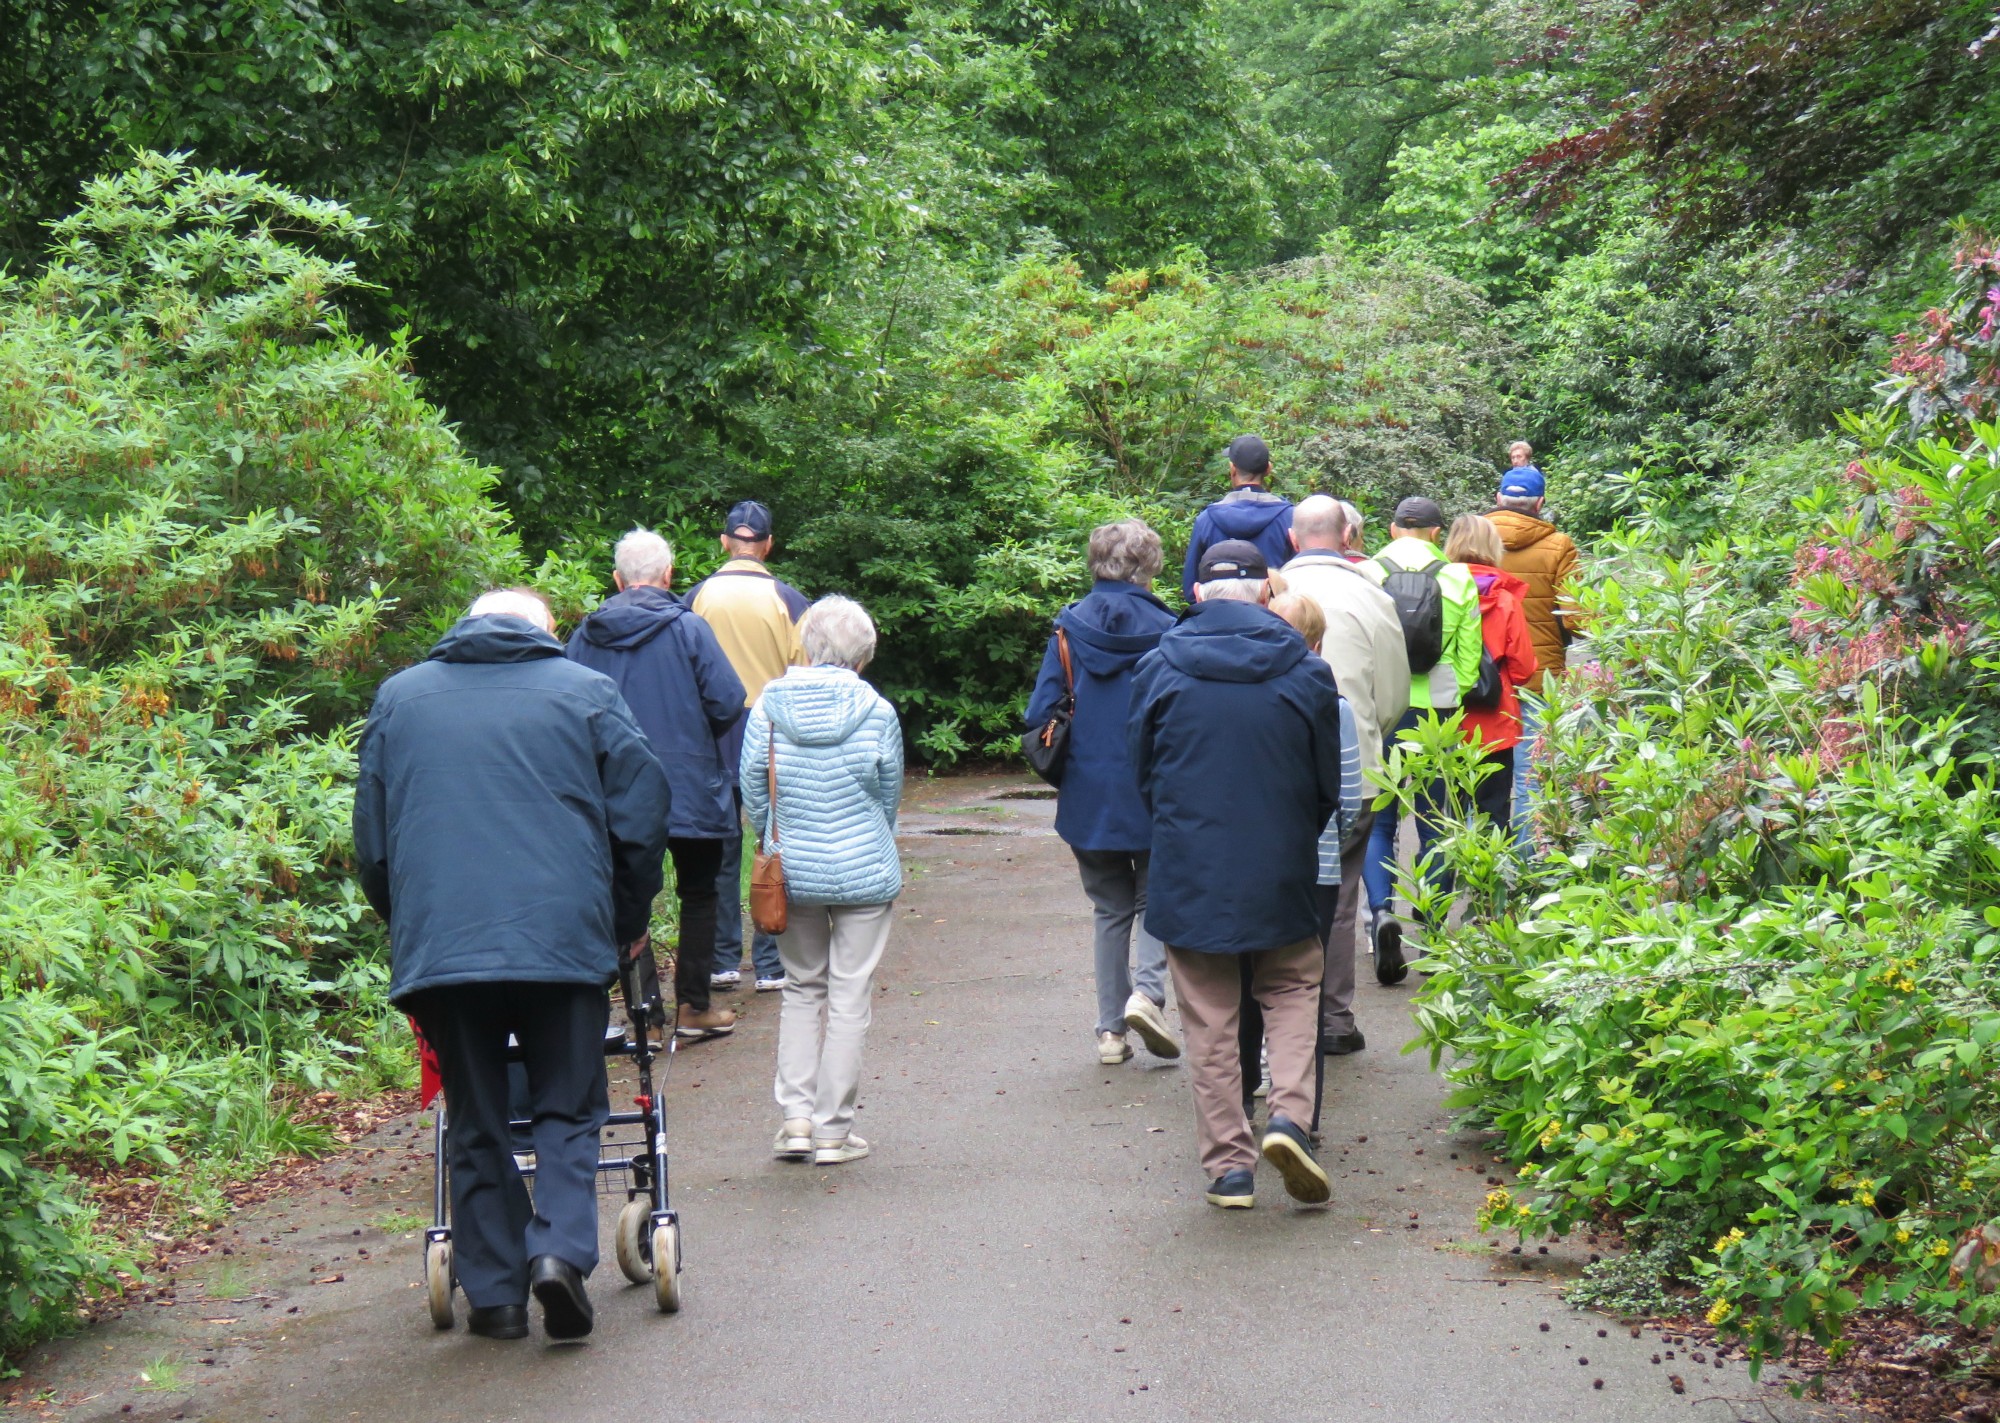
[1487,454,1582,843]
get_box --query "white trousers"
[774,901,896,1142]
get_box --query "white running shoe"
[773,1119,813,1161]
[754,976,786,992]
[814,1134,870,1165]
[1254,1042,1271,1099]
[710,970,742,990]
[1098,1030,1133,1065]
[1123,993,1182,1059]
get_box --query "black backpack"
[1462,649,1503,709]
[1383,557,1448,673]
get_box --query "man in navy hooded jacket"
[567,529,746,1043]
[1129,540,1342,1211]
[354,588,670,1341]
[1025,519,1182,1067]
[1178,434,1295,601]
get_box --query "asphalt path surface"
[19,774,1866,1423]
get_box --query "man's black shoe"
[528,1255,594,1340]
[1372,908,1408,986]
[1204,1167,1255,1209]
[1260,1113,1332,1204]
[466,1303,528,1340]
[1321,1029,1365,1056]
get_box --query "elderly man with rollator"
[1129,540,1345,1209]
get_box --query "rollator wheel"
[425,1238,455,1330]
[614,1200,651,1285]
[651,1221,682,1314]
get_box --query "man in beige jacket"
[1277,496,1411,1053]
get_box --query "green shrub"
[1402,402,2000,1366]
[0,153,513,1355]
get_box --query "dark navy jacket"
[353,616,671,1005]
[1024,581,1176,853]
[1127,598,1343,954]
[566,586,745,840]
[1179,487,1296,600]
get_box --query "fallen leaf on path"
[313,1274,344,1284]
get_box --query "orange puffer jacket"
[1489,509,1581,689]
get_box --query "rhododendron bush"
[1401,246,2000,1372]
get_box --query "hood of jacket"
[1469,564,1531,602]
[575,585,686,652]
[1059,582,1174,678]
[1158,598,1308,684]
[428,615,566,664]
[1490,508,1558,551]
[1204,489,1292,543]
[763,665,881,746]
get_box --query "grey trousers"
[1072,848,1168,1035]
[1321,806,1376,1040]
[775,901,896,1142]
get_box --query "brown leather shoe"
[674,1004,737,1040]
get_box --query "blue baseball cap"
[722,499,773,539]
[1499,465,1546,498]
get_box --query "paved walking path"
[19,775,1863,1423]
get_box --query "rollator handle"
[617,932,666,1032]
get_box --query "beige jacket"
[688,558,807,706]
[1277,550,1412,772]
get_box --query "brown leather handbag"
[749,732,788,935]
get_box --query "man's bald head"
[468,587,555,633]
[1291,494,1349,552]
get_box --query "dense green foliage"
[0,157,512,1352]
[6,0,2000,1375]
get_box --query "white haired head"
[468,587,554,633]
[800,595,877,670]
[613,528,674,589]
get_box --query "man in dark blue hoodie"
[1025,519,1182,1067]
[567,529,746,1043]
[1178,434,1296,601]
[1129,540,1342,1211]
[354,589,670,1341]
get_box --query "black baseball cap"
[1226,434,1271,476]
[1195,539,1269,582]
[722,499,773,539]
[1392,496,1444,529]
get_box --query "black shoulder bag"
[1021,628,1075,787]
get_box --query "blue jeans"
[1513,694,1542,854]
[714,811,784,981]
[1363,707,1447,914]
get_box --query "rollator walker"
[420,935,685,1324]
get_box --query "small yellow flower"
[1485,1187,1513,1212]
[1895,1228,1912,1243]
[1539,1122,1561,1149]
[1958,1177,1974,1192]
[1829,1080,1846,1093]
[1713,1228,1746,1255]
[1931,1239,1953,1258]
[1856,1189,1876,1208]
[1516,1204,1533,1219]
[1705,1299,1734,1326]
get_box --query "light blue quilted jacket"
[741,666,904,906]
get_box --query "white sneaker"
[754,976,785,992]
[710,970,742,990]
[1098,1030,1133,1065]
[814,1134,870,1165]
[1254,1042,1271,1100]
[773,1119,812,1161]
[1123,993,1182,1059]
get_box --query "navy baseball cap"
[1225,434,1271,476]
[722,500,773,539]
[1195,539,1269,582]
[1393,496,1445,529]
[1499,465,1546,498]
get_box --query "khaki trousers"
[1167,938,1324,1177]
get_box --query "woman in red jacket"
[1443,514,1539,827]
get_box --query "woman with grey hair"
[741,595,903,1165]
[1024,519,1184,1067]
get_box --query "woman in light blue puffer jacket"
[741,596,903,1166]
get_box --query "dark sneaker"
[1320,1029,1366,1056]
[1372,908,1408,985]
[1205,1168,1255,1209]
[1260,1114,1332,1204]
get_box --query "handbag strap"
[1056,627,1074,697]
[764,729,779,847]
